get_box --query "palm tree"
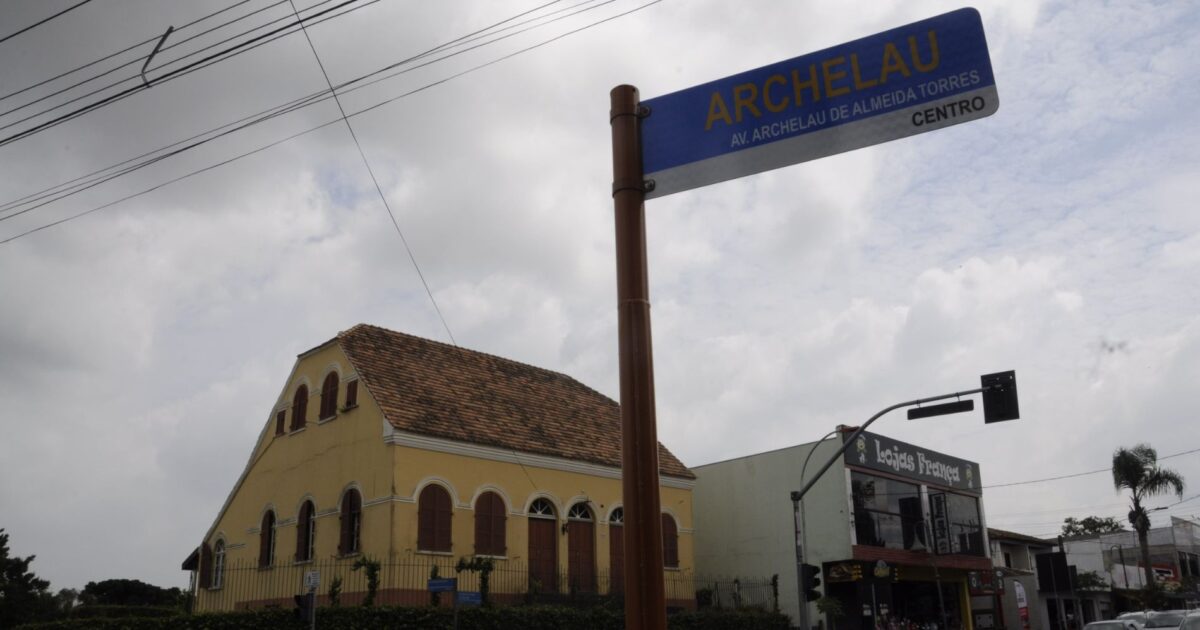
[1112,444,1185,590]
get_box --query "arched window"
[474,491,507,556]
[608,507,624,594]
[661,514,679,568]
[291,385,308,431]
[212,539,226,589]
[528,498,558,592]
[339,489,362,556]
[567,502,596,592]
[296,501,315,562]
[259,510,276,567]
[417,485,452,552]
[319,372,339,420]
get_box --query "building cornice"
[384,430,696,490]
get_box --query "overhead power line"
[0,0,253,104]
[285,0,458,346]
[0,0,634,237]
[0,0,366,148]
[0,0,302,121]
[0,0,94,46]
[982,445,1200,490]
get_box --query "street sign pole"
[610,84,667,630]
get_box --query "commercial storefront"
[692,429,991,629]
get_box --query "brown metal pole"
[610,83,667,630]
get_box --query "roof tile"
[336,324,694,479]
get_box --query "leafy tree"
[1073,570,1110,591]
[1112,444,1185,591]
[79,578,184,608]
[0,528,55,626]
[1061,516,1126,537]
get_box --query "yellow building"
[182,324,695,612]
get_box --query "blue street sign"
[456,591,483,606]
[640,8,998,199]
[427,577,457,593]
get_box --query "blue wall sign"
[640,8,998,199]
[427,577,457,593]
[456,591,483,606]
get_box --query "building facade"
[182,324,696,611]
[988,528,1053,630]
[693,429,991,630]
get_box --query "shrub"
[18,603,790,630]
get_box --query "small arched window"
[339,489,362,556]
[661,514,679,568]
[259,510,276,567]
[212,539,226,588]
[474,491,507,556]
[291,385,308,431]
[296,501,315,562]
[418,485,452,552]
[320,372,339,420]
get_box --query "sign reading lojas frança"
[844,430,981,492]
[640,8,997,199]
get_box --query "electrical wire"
[0,0,94,46]
[0,0,304,121]
[0,0,254,104]
[0,0,619,226]
[285,0,457,346]
[0,0,365,147]
[0,0,665,245]
[982,445,1200,490]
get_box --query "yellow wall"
[194,342,695,611]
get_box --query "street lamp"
[790,371,1019,630]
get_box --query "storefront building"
[693,428,991,630]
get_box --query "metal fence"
[196,554,777,613]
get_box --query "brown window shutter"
[259,511,274,567]
[661,514,679,568]
[474,492,504,555]
[436,490,452,552]
[346,380,358,407]
[339,496,350,555]
[291,386,308,431]
[321,373,338,419]
[297,502,313,561]
[199,543,213,588]
[419,485,452,552]
[275,411,285,436]
[491,494,506,555]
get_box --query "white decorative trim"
[412,476,461,506]
[661,510,681,530]
[247,527,260,535]
[316,508,339,519]
[338,483,364,509]
[469,485,514,513]
[679,528,695,535]
[603,503,623,525]
[523,492,562,518]
[288,427,306,435]
[295,495,317,518]
[289,377,313,401]
[565,496,596,521]
[386,431,696,489]
[227,542,247,550]
[278,517,297,527]
[363,495,413,508]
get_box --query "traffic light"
[801,563,822,602]
[980,371,1019,423]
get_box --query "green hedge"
[19,605,789,630]
[68,605,182,619]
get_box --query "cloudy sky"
[1,0,1198,591]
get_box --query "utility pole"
[610,84,667,630]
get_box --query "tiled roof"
[334,324,694,479]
